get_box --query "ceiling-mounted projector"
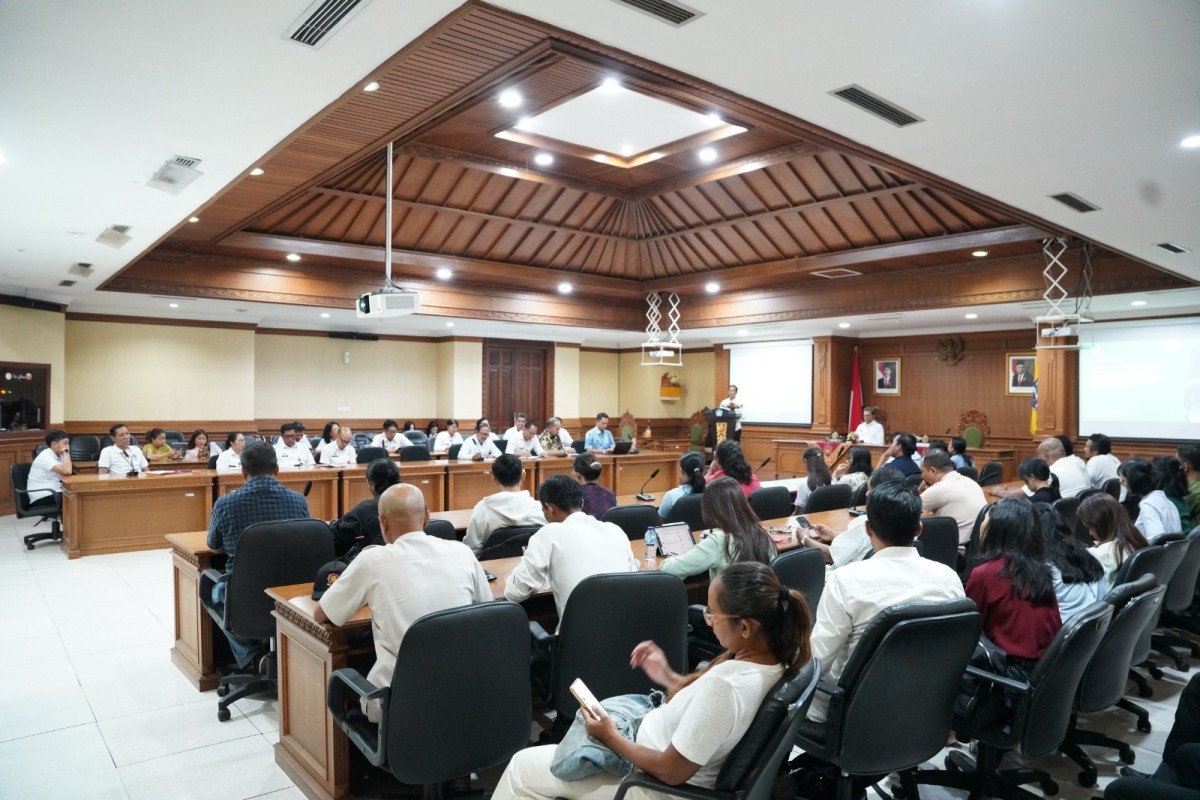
[356,287,420,318]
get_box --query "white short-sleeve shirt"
[215,448,242,473]
[98,445,149,475]
[320,443,358,467]
[27,448,64,501]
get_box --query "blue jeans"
[211,581,262,670]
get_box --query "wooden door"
[483,340,552,429]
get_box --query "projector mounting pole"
[384,141,394,289]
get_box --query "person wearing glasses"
[98,423,149,476]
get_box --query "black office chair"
[531,571,688,742]
[100,433,136,448]
[351,432,374,450]
[1111,543,1170,707]
[328,602,531,799]
[12,463,62,550]
[1053,495,1088,543]
[664,493,706,532]
[805,484,852,513]
[849,481,868,508]
[793,599,982,800]
[164,429,185,444]
[494,437,508,453]
[1154,528,1200,662]
[403,430,429,449]
[570,439,586,454]
[1103,477,1122,500]
[904,473,924,490]
[198,518,334,721]
[1130,536,1189,682]
[32,444,47,459]
[977,461,1003,487]
[447,444,462,460]
[69,434,101,461]
[356,446,388,464]
[1059,576,1165,787]
[916,516,960,571]
[207,454,219,469]
[602,504,663,541]
[913,601,1113,800]
[749,486,793,521]
[246,434,265,444]
[399,445,430,462]
[475,524,541,560]
[423,519,456,541]
[770,548,826,611]
[957,466,979,482]
[615,658,821,800]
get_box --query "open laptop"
[654,522,695,557]
[611,440,634,455]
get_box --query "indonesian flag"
[849,347,864,433]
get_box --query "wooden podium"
[704,408,741,445]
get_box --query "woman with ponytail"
[493,562,812,800]
[658,451,707,520]
[1017,457,1061,504]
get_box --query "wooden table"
[340,463,447,513]
[216,468,341,520]
[61,470,214,559]
[165,531,224,690]
[773,439,1018,482]
[445,459,537,509]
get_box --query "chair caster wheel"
[217,684,229,697]
[1179,662,1191,673]
[891,786,907,800]
[1138,684,1154,698]
[217,707,231,722]
[1120,748,1136,764]
[1041,779,1059,795]
[1150,667,1164,680]
[945,756,960,772]
[1137,719,1153,733]
[1077,771,1096,789]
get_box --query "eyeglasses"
[702,607,739,625]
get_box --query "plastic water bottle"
[644,528,658,565]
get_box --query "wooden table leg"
[169,545,219,691]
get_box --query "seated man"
[807,481,965,721]
[316,483,491,721]
[853,405,885,445]
[584,412,616,454]
[464,454,546,552]
[504,475,640,624]
[215,432,245,472]
[274,422,315,468]
[876,431,921,477]
[320,426,357,467]
[1085,432,1121,489]
[458,418,502,460]
[503,411,527,442]
[1039,436,1089,498]
[330,459,401,559]
[800,468,904,569]
[372,419,408,453]
[538,417,572,457]
[919,449,987,544]
[508,421,545,458]
[27,429,72,504]
[98,423,149,475]
[207,442,310,670]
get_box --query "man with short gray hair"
[1039,437,1089,498]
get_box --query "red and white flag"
[848,347,863,433]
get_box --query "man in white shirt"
[853,406,885,445]
[432,418,464,453]
[215,432,245,473]
[808,481,965,721]
[918,449,987,544]
[27,429,72,503]
[801,469,903,569]
[504,475,640,625]
[316,483,490,721]
[320,426,357,467]
[98,423,149,476]
[503,412,527,442]
[274,422,315,468]
[1038,437,1089,498]
[463,454,546,552]
[371,419,408,453]
[1084,432,1121,489]
[459,418,502,460]
[508,422,545,458]
[717,384,743,441]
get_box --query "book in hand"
[570,678,606,719]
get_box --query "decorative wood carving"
[274,601,332,645]
[958,409,991,444]
[938,337,966,365]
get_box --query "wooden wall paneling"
[0,432,48,515]
[812,336,856,434]
[1034,340,1079,439]
[483,340,549,429]
[714,345,730,406]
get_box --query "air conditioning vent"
[148,156,204,195]
[830,85,923,127]
[1049,192,1100,213]
[96,225,132,249]
[609,0,703,26]
[812,268,862,279]
[284,0,372,48]
[1156,242,1190,254]
[110,224,131,234]
[68,263,94,278]
[58,280,76,287]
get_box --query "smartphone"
[793,515,812,529]
[569,678,605,718]
[848,508,867,517]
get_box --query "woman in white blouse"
[432,418,464,453]
[1120,457,1182,541]
[831,445,872,493]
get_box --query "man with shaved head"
[316,483,491,720]
[1038,436,1089,498]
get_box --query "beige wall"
[617,350,715,418]
[553,344,580,420]
[0,306,67,424]
[435,339,483,420]
[255,334,439,419]
[578,350,619,418]
[65,320,255,421]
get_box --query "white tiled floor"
[1,511,1194,800]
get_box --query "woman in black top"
[1018,457,1061,504]
[329,458,400,559]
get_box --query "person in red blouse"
[705,439,761,498]
[966,497,1063,673]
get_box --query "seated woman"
[492,562,812,800]
[794,446,832,512]
[831,445,872,493]
[314,421,340,457]
[967,497,1063,673]
[573,453,616,519]
[705,440,761,498]
[402,420,416,432]
[424,420,440,439]
[1152,455,1193,534]
[662,477,775,579]
[1080,493,1149,586]
[1034,503,1106,622]
[141,428,179,463]
[658,452,706,520]
[1120,457,1182,541]
[329,458,400,559]
[184,429,220,461]
[432,418,463,453]
[214,431,245,472]
[950,436,975,470]
[1016,457,1061,504]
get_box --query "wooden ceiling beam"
[626,142,824,201]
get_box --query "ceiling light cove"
[320,312,330,318]
[601,77,621,91]
[168,303,179,308]
[972,250,988,257]
[445,322,455,328]
[533,152,554,166]
[1131,300,1147,306]
[698,147,717,164]
[838,322,851,329]
[965,313,979,319]
[435,268,453,280]
[498,89,522,108]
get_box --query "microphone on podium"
[635,468,660,502]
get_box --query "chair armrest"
[327,668,390,768]
[529,620,554,645]
[687,603,707,635]
[813,679,844,699]
[614,771,728,800]
[964,664,1032,696]
[198,568,229,626]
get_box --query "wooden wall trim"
[65,313,257,331]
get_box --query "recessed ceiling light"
[320,312,330,318]
[592,154,607,162]
[965,313,979,319]
[601,77,621,91]
[498,167,520,178]
[558,282,573,294]
[286,253,301,262]
[534,153,554,167]
[363,81,380,92]
[972,250,989,257]
[698,147,718,164]
[737,329,749,337]
[249,167,264,176]
[498,89,522,108]
[619,143,635,157]
[168,303,179,309]
[1181,135,1200,148]
[435,268,452,280]
[188,216,199,223]
[838,322,851,329]
[1131,300,1147,306]
[707,112,723,124]
[704,281,719,293]
[446,322,455,328]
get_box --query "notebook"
[654,522,695,557]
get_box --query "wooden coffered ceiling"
[108,1,1188,332]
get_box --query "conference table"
[772,439,1019,483]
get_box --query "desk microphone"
[635,469,660,502]
[758,457,772,471]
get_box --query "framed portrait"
[1007,353,1036,395]
[874,358,901,396]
